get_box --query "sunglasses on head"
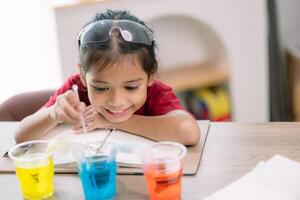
[77,19,154,47]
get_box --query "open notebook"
[0,120,210,175]
[43,125,156,168]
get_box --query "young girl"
[15,9,200,145]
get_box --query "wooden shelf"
[157,64,230,92]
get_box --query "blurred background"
[0,0,300,122]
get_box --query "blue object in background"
[184,91,209,120]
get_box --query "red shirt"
[44,74,185,116]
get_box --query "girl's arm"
[15,107,60,143]
[15,90,84,143]
[75,107,200,145]
[115,110,200,145]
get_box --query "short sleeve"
[44,74,80,107]
[146,81,185,116]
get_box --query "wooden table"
[2,122,300,199]
[187,122,300,199]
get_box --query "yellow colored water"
[15,153,54,200]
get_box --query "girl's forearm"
[115,114,200,145]
[15,108,58,143]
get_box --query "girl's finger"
[57,97,80,121]
[77,102,86,113]
[72,121,82,131]
[83,106,95,117]
[74,121,96,134]
[85,122,96,133]
[57,108,79,124]
[84,112,98,123]
[73,128,82,134]
[59,91,88,121]
[64,90,80,106]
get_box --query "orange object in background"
[144,163,182,200]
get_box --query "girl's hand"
[49,90,86,125]
[72,105,112,134]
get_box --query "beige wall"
[55,0,269,122]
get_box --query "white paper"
[204,155,300,200]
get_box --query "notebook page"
[45,124,155,167]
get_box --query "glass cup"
[8,140,54,200]
[72,142,117,200]
[142,142,187,200]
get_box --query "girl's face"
[82,54,153,123]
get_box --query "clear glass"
[73,142,117,200]
[8,140,54,200]
[142,142,187,200]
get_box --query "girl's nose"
[108,90,124,107]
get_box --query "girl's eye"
[125,86,139,91]
[93,86,109,92]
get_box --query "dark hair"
[78,9,157,77]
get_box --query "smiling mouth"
[105,107,131,118]
[108,110,124,114]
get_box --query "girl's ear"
[148,75,154,86]
[78,64,87,87]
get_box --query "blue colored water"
[79,155,117,200]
